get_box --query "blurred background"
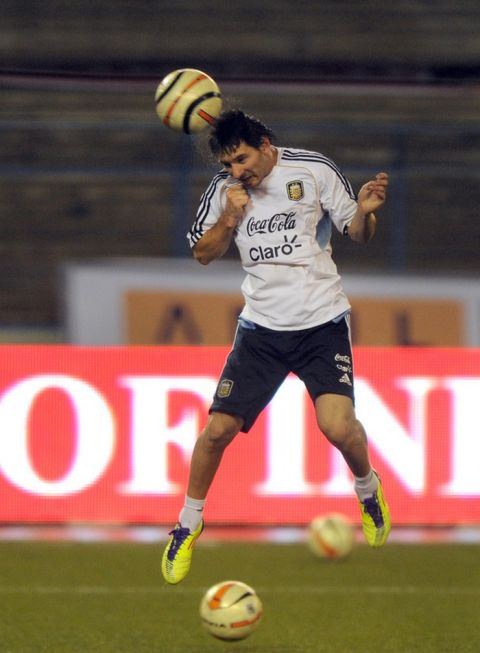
[1,0,479,346]
[1,10,480,652]
[0,0,479,532]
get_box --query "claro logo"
[250,235,302,261]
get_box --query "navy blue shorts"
[210,315,355,432]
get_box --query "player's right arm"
[192,184,248,265]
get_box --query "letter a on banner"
[156,304,203,344]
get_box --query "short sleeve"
[316,158,358,235]
[187,172,229,248]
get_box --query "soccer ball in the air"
[307,512,355,560]
[199,580,263,641]
[155,68,223,134]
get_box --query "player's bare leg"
[315,394,391,547]
[187,412,244,500]
[315,394,370,476]
[161,412,243,584]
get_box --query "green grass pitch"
[0,536,479,652]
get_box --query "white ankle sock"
[179,496,205,531]
[354,470,378,501]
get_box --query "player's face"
[219,139,276,188]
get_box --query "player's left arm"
[347,172,389,244]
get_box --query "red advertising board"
[0,345,478,525]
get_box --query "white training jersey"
[187,147,358,330]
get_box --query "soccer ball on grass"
[199,579,263,641]
[307,512,355,560]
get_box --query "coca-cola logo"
[246,211,296,237]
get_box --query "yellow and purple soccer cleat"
[359,475,391,547]
[161,520,204,584]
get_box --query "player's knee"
[202,430,234,452]
[321,417,364,451]
[200,414,241,451]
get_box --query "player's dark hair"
[209,110,275,156]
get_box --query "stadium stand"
[0,1,479,327]
[1,0,480,80]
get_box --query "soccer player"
[161,109,390,584]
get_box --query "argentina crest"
[286,180,304,201]
[217,378,234,398]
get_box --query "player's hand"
[224,183,249,224]
[357,172,389,215]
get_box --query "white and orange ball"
[155,68,222,134]
[199,580,263,641]
[307,513,355,560]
